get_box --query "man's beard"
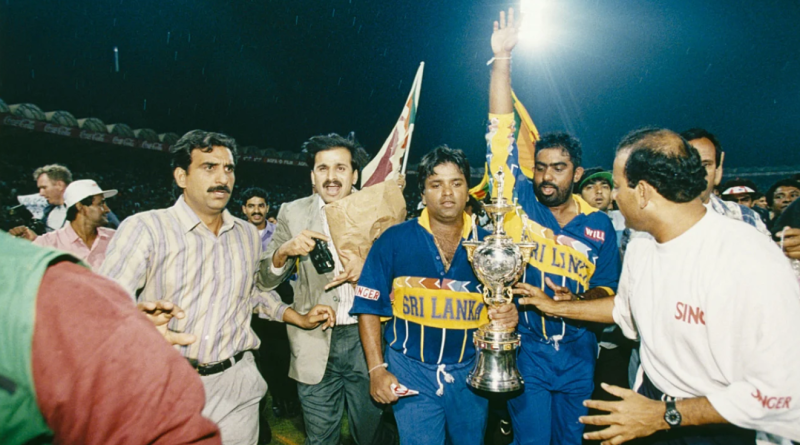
[534,181,572,207]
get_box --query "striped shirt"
[317,196,358,326]
[99,196,288,364]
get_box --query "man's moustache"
[538,181,559,190]
[208,186,231,193]
[323,180,343,188]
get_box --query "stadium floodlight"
[519,0,556,49]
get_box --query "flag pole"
[401,62,424,175]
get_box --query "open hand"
[580,383,668,444]
[491,8,520,56]
[325,253,363,290]
[514,282,556,316]
[545,276,579,301]
[137,300,197,346]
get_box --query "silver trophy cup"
[462,170,534,392]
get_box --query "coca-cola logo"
[3,116,35,130]
[141,141,164,151]
[111,136,135,147]
[44,124,73,136]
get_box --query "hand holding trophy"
[462,169,535,392]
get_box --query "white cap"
[64,179,118,208]
[721,185,755,196]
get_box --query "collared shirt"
[258,221,277,252]
[708,194,770,236]
[99,196,288,364]
[351,209,489,364]
[317,195,358,326]
[33,223,115,269]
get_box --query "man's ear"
[636,181,652,209]
[714,152,725,187]
[310,171,315,187]
[421,191,427,207]
[352,169,359,186]
[573,166,585,184]
[174,167,187,189]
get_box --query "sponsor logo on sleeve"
[751,389,792,410]
[584,227,605,243]
[356,285,380,301]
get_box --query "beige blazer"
[257,195,340,385]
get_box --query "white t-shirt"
[613,210,800,440]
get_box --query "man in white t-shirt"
[515,127,800,444]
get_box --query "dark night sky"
[1,0,799,170]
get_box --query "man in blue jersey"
[351,146,519,445]
[488,9,622,445]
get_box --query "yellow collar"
[418,208,473,239]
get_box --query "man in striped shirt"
[100,130,335,445]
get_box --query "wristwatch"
[664,400,682,428]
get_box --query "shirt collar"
[172,195,236,235]
[62,222,81,244]
[417,208,473,239]
[573,194,598,216]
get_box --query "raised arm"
[490,8,519,115]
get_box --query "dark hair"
[66,195,95,222]
[241,187,268,204]
[417,145,471,192]
[33,164,73,185]
[576,166,610,193]
[170,130,239,173]
[302,133,361,173]
[535,132,582,168]
[616,127,707,203]
[766,179,800,207]
[680,128,722,167]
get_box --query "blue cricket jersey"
[350,209,490,364]
[486,113,621,343]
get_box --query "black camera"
[2,205,44,233]
[309,239,335,274]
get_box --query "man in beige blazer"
[257,133,383,445]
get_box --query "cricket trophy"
[462,169,534,392]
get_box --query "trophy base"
[467,325,523,393]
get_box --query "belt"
[192,351,247,376]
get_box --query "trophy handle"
[504,287,513,305]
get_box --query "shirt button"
[436,256,440,260]
[333,296,340,302]
[440,272,445,276]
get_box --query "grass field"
[263,393,355,445]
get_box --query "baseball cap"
[720,178,758,197]
[578,170,613,192]
[64,179,118,208]
[721,185,755,196]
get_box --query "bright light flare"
[519,0,557,49]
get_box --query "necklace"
[433,233,460,272]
